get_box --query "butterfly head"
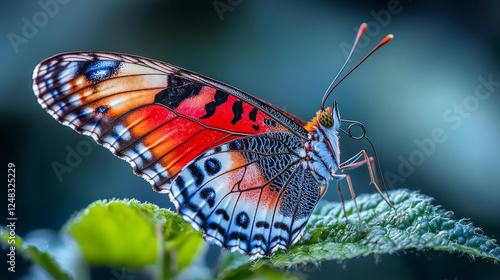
[318,100,341,130]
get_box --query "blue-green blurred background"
[1,0,499,279]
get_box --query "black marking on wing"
[200,90,229,120]
[188,164,204,186]
[231,100,244,125]
[204,158,222,176]
[228,232,249,243]
[249,107,258,122]
[154,75,202,109]
[253,234,267,242]
[176,176,189,201]
[264,118,277,128]
[274,222,291,233]
[215,209,230,221]
[200,187,216,208]
[236,211,250,229]
[208,222,227,238]
[255,221,270,228]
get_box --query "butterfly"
[32,23,393,258]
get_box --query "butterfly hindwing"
[169,132,322,256]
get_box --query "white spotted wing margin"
[165,132,323,258]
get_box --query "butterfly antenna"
[321,23,367,110]
[321,24,394,110]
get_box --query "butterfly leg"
[336,181,348,222]
[339,152,381,189]
[331,173,365,232]
[339,150,393,208]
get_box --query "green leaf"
[65,199,158,268]
[257,188,500,267]
[65,198,204,277]
[0,228,71,280]
[216,252,304,280]
[158,207,205,277]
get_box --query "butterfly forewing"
[33,53,302,186]
[33,52,322,256]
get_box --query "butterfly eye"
[318,111,334,128]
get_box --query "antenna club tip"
[379,34,394,45]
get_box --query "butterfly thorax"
[303,105,341,182]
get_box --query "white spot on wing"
[124,149,141,167]
[137,143,152,161]
[115,124,131,141]
[61,84,71,94]
[58,62,78,81]
[108,96,126,108]
[68,94,82,106]
[46,78,54,89]
[63,113,80,127]
[82,123,101,137]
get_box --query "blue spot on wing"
[95,105,109,114]
[78,61,121,82]
[204,158,221,176]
